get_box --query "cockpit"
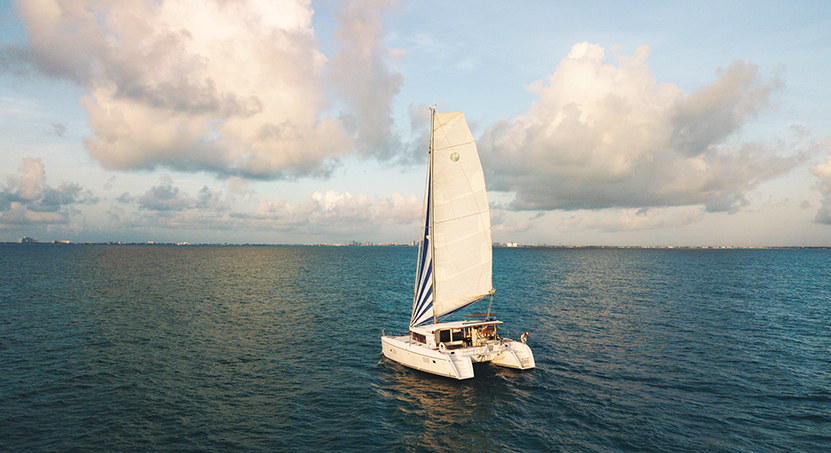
[434,323,499,350]
[409,317,503,351]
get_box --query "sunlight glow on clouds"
[12,0,403,179]
[481,43,810,214]
[810,149,831,224]
[329,0,403,160]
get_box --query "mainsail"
[410,110,493,327]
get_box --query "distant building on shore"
[20,237,37,243]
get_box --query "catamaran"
[380,108,535,380]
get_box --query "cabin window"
[411,332,426,344]
[438,330,451,344]
[436,329,469,346]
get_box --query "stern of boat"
[490,339,536,370]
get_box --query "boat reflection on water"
[374,356,536,451]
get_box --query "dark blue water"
[1,245,829,452]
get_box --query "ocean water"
[1,244,829,452]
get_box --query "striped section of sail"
[411,169,434,327]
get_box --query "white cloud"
[7,0,409,179]
[328,0,404,161]
[480,43,809,213]
[107,175,421,236]
[810,147,831,224]
[0,157,420,239]
[14,157,45,201]
[137,183,186,212]
[0,157,96,226]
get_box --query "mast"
[429,107,438,325]
[410,107,436,327]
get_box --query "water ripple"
[1,245,829,452]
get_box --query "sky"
[1,0,830,246]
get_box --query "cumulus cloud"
[110,176,234,230]
[109,175,421,235]
[123,175,227,215]
[328,0,404,160]
[6,0,409,179]
[0,157,96,226]
[810,149,831,224]
[480,43,809,213]
[138,181,202,212]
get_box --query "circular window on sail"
[450,152,460,162]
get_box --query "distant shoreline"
[2,242,829,250]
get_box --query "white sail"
[430,111,493,320]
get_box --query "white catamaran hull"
[381,109,535,380]
[381,334,535,380]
